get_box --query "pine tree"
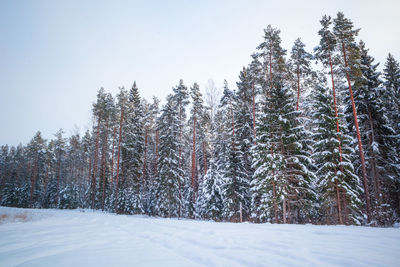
[290,38,313,111]
[185,83,206,218]
[114,87,128,212]
[333,12,372,222]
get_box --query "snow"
[0,207,399,267]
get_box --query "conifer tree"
[310,76,363,224]
[114,87,128,211]
[154,94,184,217]
[383,54,400,135]
[26,131,47,208]
[333,12,372,222]
[252,27,315,223]
[118,82,144,214]
[236,68,256,182]
[290,38,313,111]
[218,81,250,222]
[351,41,400,224]
[172,80,189,216]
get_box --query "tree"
[290,38,313,111]
[154,94,184,217]
[118,82,144,214]
[114,87,128,211]
[351,41,400,224]
[310,76,363,224]
[172,80,190,216]
[26,131,47,208]
[333,12,372,222]
[218,81,250,222]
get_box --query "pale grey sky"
[1,0,399,146]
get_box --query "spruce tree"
[351,42,400,224]
[154,94,184,217]
[311,76,363,225]
[118,82,144,214]
[219,81,250,222]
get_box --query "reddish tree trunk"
[335,178,343,224]
[114,108,124,212]
[272,181,278,223]
[341,42,372,223]
[91,113,102,209]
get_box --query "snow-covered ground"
[0,207,399,267]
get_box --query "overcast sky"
[1,0,399,146]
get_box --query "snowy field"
[0,207,399,267]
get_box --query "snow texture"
[0,207,399,267]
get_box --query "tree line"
[1,12,399,226]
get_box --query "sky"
[1,0,399,146]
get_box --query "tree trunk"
[239,202,243,223]
[91,113,102,209]
[115,108,124,212]
[335,179,343,224]
[341,42,372,223]
[283,196,287,224]
[273,181,278,223]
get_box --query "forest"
[1,12,399,226]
